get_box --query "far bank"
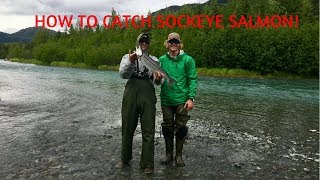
[6,58,315,79]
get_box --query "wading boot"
[143,168,153,174]
[160,136,173,165]
[115,161,129,169]
[175,137,185,167]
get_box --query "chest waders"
[160,104,190,167]
[121,78,156,169]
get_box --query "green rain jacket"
[159,50,197,106]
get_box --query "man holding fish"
[117,32,197,173]
[134,32,197,167]
[117,33,163,174]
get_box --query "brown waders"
[121,78,156,169]
[161,104,189,167]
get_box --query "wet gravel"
[0,122,318,179]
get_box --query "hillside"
[0,27,56,43]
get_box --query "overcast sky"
[0,0,208,34]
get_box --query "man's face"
[139,37,150,51]
[167,38,180,52]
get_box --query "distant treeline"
[0,0,318,77]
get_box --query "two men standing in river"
[117,32,197,174]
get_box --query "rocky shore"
[1,124,318,179]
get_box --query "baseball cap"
[167,32,181,42]
[137,33,150,44]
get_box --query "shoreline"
[3,58,317,80]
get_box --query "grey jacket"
[119,54,162,85]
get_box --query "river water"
[0,60,318,179]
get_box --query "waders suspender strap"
[136,59,139,72]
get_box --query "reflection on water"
[0,60,318,178]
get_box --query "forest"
[0,0,318,78]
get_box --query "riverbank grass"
[197,67,260,78]
[7,58,307,79]
[10,58,46,65]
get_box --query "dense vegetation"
[0,0,318,78]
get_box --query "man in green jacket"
[158,32,197,167]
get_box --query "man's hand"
[184,99,194,111]
[128,49,138,63]
[154,71,164,81]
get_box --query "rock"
[303,168,310,172]
[103,134,112,139]
[233,162,242,168]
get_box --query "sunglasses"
[139,38,150,44]
[168,39,180,45]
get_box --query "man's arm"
[183,56,197,110]
[150,55,164,85]
[186,56,197,100]
[119,54,136,79]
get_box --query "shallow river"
[0,60,318,179]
